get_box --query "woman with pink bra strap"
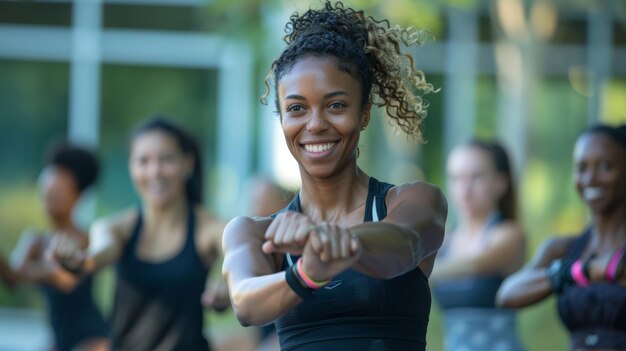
[497,124,626,351]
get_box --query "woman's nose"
[305,109,329,133]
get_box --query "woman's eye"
[329,102,345,109]
[599,161,612,171]
[286,105,305,112]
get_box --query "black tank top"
[557,229,626,349]
[275,177,431,351]
[111,207,211,351]
[41,274,108,351]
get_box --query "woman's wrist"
[546,259,573,293]
[297,258,330,289]
[284,258,332,300]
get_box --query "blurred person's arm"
[52,209,134,276]
[202,277,230,312]
[196,207,230,313]
[0,251,16,288]
[10,231,79,292]
[82,210,135,274]
[430,222,526,284]
[496,236,573,308]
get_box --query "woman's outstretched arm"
[349,181,447,279]
[222,216,304,327]
[496,236,573,308]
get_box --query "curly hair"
[47,143,100,194]
[262,1,435,143]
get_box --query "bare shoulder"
[194,206,226,252]
[386,180,447,213]
[91,208,137,241]
[195,206,224,231]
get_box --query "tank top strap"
[124,208,143,257]
[478,211,504,248]
[287,193,302,213]
[123,205,199,263]
[484,212,503,231]
[564,228,592,261]
[364,177,394,223]
[182,205,197,253]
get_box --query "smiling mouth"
[147,182,169,195]
[583,187,604,201]
[303,142,336,153]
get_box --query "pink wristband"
[296,259,329,289]
[606,248,625,282]
[571,260,589,287]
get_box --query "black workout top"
[275,177,431,351]
[111,207,211,351]
[433,214,505,310]
[41,274,108,351]
[557,229,626,350]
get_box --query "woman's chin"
[143,193,176,208]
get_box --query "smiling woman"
[497,124,626,351]
[48,117,230,351]
[222,2,447,351]
[279,56,367,179]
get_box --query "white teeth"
[304,142,335,153]
[148,182,167,194]
[584,187,604,200]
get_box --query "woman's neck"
[457,209,496,236]
[591,203,626,245]
[143,195,189,230]
[299,166,370,223]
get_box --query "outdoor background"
[0,0,625,350]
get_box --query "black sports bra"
[274,177,432,351]
[557,229,626,349]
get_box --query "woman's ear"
[361,103,372,131]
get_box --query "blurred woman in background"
[497,125,626,350]
[10,143,109,351]
[431,139,526,351]
[52,117,229,351]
